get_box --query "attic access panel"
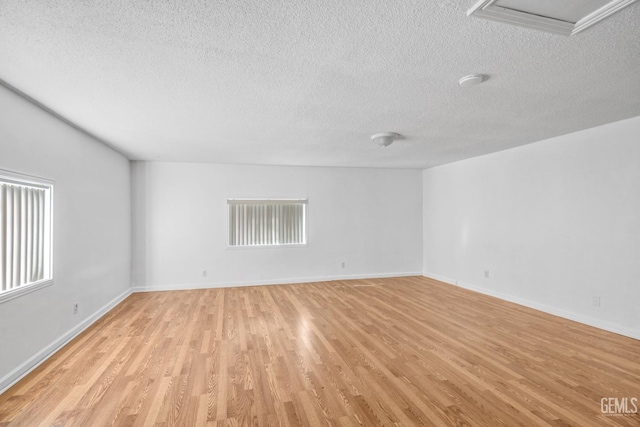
[467,0,638,35]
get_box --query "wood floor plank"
[1,277,639,426]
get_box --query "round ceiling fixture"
[458,74,487,87]
[371,132,400,147]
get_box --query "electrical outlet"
[203,270,207,277]
[73,303,79,315]
[484,270,490,278]
[592,296,601,307]
[341,262,346,269]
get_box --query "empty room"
[1,1,639,426]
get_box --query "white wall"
[0,85,131,390]
[423,116,640,339]
[132,162,422,290]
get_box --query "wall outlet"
[203,270,207,277]
[73,303,79,315]
[484,270,490,278]
[341,262,346,269]
[592,296,601,307]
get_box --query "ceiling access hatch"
[467,0,638,35]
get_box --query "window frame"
[226,198,309,249]
[0,169,54,304]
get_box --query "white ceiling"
[1,0,639,169]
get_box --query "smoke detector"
[371,132,400,147]
[459,74,487,87]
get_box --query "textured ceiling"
[1,0,639,168]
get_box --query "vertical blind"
[0,180,51,293]
[228,199,307,247]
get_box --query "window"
[0,170,53,302]
[228,199,307,247]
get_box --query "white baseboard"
[131,271,423,293]
[0,288,133,395]
[421,272,453,285]
[423,272,640,341]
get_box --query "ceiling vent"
[467,0,638,35]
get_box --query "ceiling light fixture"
[459,74,487,87]
[371,132,400,147]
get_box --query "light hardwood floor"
[0,276,639,426]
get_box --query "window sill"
[227,243,308,250]
[0,279,53,304]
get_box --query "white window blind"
[0,171,53,300]
[228,199,307,247]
